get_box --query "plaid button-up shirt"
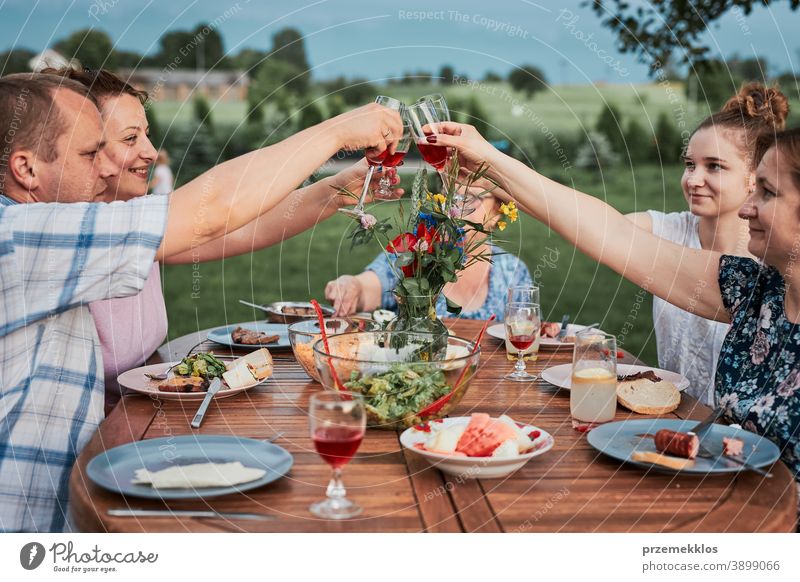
[0,195,169,532]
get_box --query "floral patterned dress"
[717,255,800,485]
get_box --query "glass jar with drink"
[570,329,618,431]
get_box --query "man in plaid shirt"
[0,73,402,531]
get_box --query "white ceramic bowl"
[399,417,555,479]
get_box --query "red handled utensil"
[417,314,495,417]
[310,299,347,392]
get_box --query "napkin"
[132,462,266,489]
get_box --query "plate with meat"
[118,349,274,401]
[586,419,781,475]
[487,322,589,348]
[207,322,290,350]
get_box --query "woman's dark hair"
[40,66,149,106]
[755,128,800,190]
[692,82,790,168]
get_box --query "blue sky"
[1,0,798,83]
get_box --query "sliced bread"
[616,378,680,415]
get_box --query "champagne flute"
[504,302,541,381]
[570,330,617,431]
[309,391,366,519]
[374,116,412,199]
[338,95,403,218]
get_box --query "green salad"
[175,352,227,380]
[344,363,451,425]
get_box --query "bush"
[624,118,651,163]
[652,111,683,164]
[575,130,620,170]
[595,103,625,159]
[508,64,547,98]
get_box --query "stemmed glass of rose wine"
[338,95,403,217]
[504,302,541,382]
[309,391,366,519]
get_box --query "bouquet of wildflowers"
[345,154,519,320]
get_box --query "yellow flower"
[426,193,432,201]
[508,208,519,222]
[497,220,507,231]
[433,193,447,207]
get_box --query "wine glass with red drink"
[407,99,449,173]
[339,95,404,217]
[309,391,366,519]
[504,302,541,382]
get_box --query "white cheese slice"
[132,461,266,488]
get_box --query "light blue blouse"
[365,245,533,322]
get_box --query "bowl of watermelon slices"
[399,413,555,479]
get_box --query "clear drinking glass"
[504,302,541,382]
[309,391,366,519]
[570,330,618,431]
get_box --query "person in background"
[149,149,173,195]
[625,83,789,405]
[325,192,533,321]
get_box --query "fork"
[695,442,772,478]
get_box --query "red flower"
[415,223,439,251]
[386,232,418,277]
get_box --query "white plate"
[117,362,269,401]
[399,417,555,479]
[540,363,690,392]
[487,323,589,348]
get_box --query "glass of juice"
[504,302,541,381]
[309,391,366,519]
[570,329,618,431]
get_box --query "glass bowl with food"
[289,318,379,382]
[312,331,480,430]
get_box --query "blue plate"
[207,322,290,350]
[87,435,293,499]
[586,419,781,475]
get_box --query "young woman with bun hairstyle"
[626,83,789,405]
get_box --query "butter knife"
[108,508,276,521]
[191,377,222,429]
[556,314,570,341]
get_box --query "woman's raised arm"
[433,122,728,322]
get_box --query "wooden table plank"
[69,318,798,532]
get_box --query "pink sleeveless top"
[89,263,168,405]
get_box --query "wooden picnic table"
[69,319,798,532]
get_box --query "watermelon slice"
[456,413,518,457]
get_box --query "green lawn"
[161,162,686,365]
